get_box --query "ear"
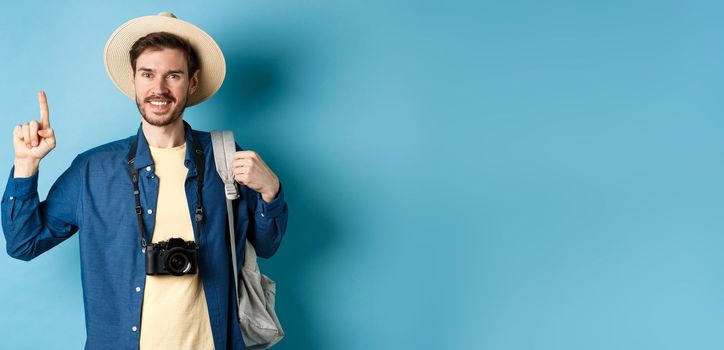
[189,70,200,95]
[128,66,135,84]
[128,66,138,97]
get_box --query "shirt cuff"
[5,166,39,198]
[256,181,286,218]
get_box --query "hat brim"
[104,14,226,106]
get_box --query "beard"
[135,91,188,127]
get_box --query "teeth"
[150,101,169,106]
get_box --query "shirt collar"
[130,120,199,175]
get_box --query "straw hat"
[104,11,226,106]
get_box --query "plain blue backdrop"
[2,0,724,349]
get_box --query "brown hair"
[129,32,200,76]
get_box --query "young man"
[2,12,288,350]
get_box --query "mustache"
[144,94,175,103]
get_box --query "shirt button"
[9,196,14,200]
[260,212,265,217]
[147,209,153,215]
[145,166,151,172]
[132,326,138,332]
[135,287,141,293]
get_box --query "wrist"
[261,180,280,204]
[14,158,40,178]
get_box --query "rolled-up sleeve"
[1,156,84,261]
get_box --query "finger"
[233,164,248,176]
[234,150,258,159]
[39,91,50,129]
[232,158,252,169]
[234,164,254,177]
[22,123,31,148]
[14,125,23,140]
[234,173,249,184]
[29,120,39,147]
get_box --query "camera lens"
[166,249,192,276]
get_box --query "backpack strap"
[210,130,242,314]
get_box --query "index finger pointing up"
[38,91,50,128]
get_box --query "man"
[1,12,288,350]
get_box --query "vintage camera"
[145,238,199,276]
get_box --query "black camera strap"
[126,126,205,250]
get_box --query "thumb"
[37,128,54,137]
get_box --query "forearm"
[2,167,48,260]
[242,183,288,259]
[2,190,48,261]
[252,207,287,259]
[2,158,82,261]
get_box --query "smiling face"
[131,48,199,127]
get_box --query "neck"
[141,117,186,148]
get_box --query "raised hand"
[13,91,56,177]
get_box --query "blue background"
[2,0,723,349]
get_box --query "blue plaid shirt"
[1,121,288,349]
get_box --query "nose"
[151,77,170,96]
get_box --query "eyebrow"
[137,67,186,75]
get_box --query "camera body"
[145,238,199,276]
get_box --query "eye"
[141,72,151,78]
[168,74,180,80]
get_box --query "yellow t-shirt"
[139,142,215,350]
